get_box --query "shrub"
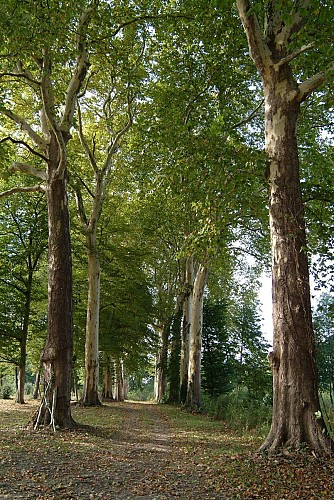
[202,387,272,434]
[0,384,14,399]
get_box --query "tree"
[73,77,134,407]
[0,193,47,403]
[313,294,334,404]
[236,0,334,453]
[201,299,233,398]
[0,1,97,427]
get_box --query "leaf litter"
[0,399,333,499]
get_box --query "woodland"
[0,0,334,488]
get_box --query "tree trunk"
[16,339,26,404]
[186,263,208,409]
[36,147,74,428]
[33,369,41,400]
[168,298,183,403]
[102,352,114,401]
[180,256,194,403]
[237,0,333,454]
[114,358,125,402]
[154,322,169,402]
[260,80,331,453]
[80,237,101,406]
[16,281,32,404]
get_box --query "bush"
[202,387,272,434]
[0,384,14,399]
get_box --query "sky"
[259,272,273,346]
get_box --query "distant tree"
[0,193,47,403]
[313,294,334,403]
[201,300,233,398]
[230,297,271,400]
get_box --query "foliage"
[201,299,234,397]
[313,293,334,400]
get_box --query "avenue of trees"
[0,0,333,455]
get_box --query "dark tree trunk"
[16,282,32,404]
[34,137,74,428]
[114,358,125,402]
[33,368,41,400]
[155,322,169,403]
[168,304,182,404]
[180,257,193,404]
[102,352,114,401]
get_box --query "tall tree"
[0,194,47,403]
[0,1,97,426]
[73,80,134,406]
[236,0,334,453]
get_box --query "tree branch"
[72,183,88,228]
[40,50,67,179]
[59,3,96,133]
[76,99,99,173]
[273,42,315,69]
[0,136,48,162]
[184,72,217,126]
[236,0,273,76]
[298,61,334,103]
[105,89,134,165]
[0,107,47,151]
[233,98,264,128]
[0,185,45,199]
[276,1,311,46]
[9,162,47,180]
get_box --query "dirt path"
[0,401,225,499]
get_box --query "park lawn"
[0,398,333,499]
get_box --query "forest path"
[0,400,227,499]
[1,399,333,499]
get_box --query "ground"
[0,399,333,499]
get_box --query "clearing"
[0,399,333,499]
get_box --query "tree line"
[0,0,333,454]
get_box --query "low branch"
[9,162,47,180]
[233,98,264,128]
[273,42,315,69]
[77,99,99,173]
[0,185,45,199]
[298,61,334,102]
[0,107,47,151]
[0,69,38,88]
[0,136,48,162]
[72,184,88,228]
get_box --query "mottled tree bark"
[179,256,194,404]
[186,263,208,409]
[80,236,101,406]
[237,0,333,454]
